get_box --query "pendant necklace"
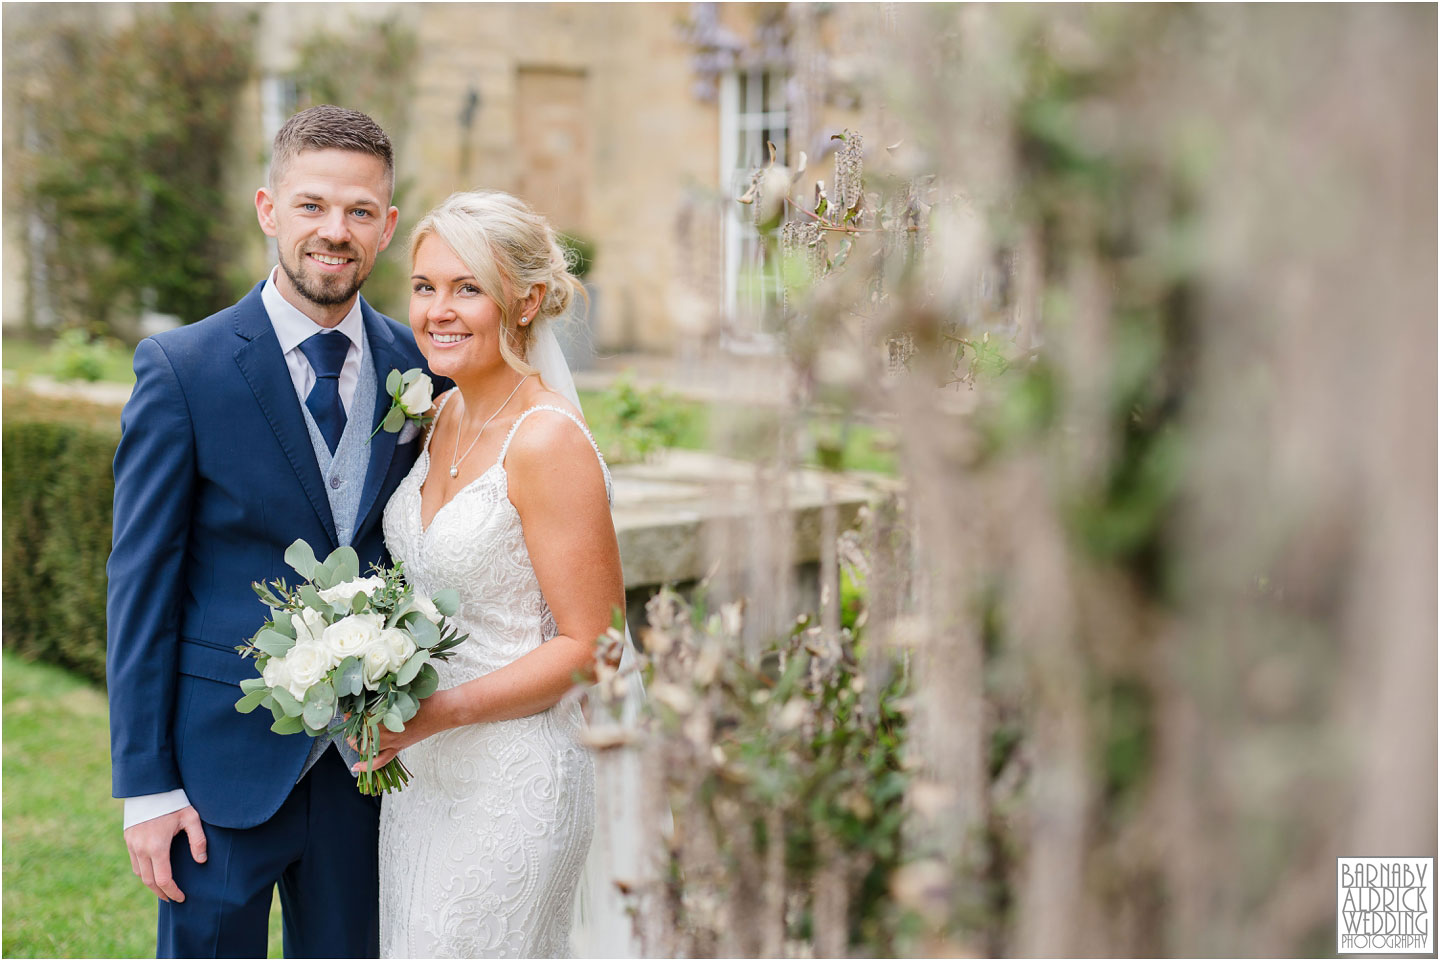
[449,375,528,478]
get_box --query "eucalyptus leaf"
[235,689,268,714]
[351,593,369,614]
[272,685,303,718]
[386,369,403,395]
[395,651,428,687]
[393,690,418,721]
[387,596,417,626]
[252,629,295,659]
[304,680,336,711]
[383,406,405,432]
[382,711,405,734]
[401,367,422,387]
[432,589,460,618]
[336,656,364,697]
[299,584,326,612]
[239,676,268,695]
[284,540,319,581]
[325,545,360,583]
[404,614,439,648]
[311,559,336,592]
[303,695,334,731]
[270,611,296,639]
[410,663,440,699]
[271,714,305,735]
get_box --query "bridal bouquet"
[233,539,466,794]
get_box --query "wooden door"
[516,67,590,235]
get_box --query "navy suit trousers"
[157,749,380,959]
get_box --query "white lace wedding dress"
[377,401,607,958]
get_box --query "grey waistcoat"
[297,327,377,779]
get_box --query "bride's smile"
[408,236,514,382]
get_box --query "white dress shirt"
[263,266,365,415]
[122,270,365,830]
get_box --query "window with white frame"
[261,74,301,164]
[719,67,788,346]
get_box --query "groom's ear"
[256,187,279,238]
[377,205,400,253]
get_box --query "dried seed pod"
[833,129,864,211]
[746,168,764,227]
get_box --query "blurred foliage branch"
[289,17,418,318]
[14,5,254,335]
[596,571,912,956]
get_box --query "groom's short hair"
[269,105,394,197]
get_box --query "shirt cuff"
[122,789,191,830]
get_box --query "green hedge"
[2,391,121,685]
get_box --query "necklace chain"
[448,375,528,478]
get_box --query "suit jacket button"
[330,476,342,489]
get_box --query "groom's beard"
[279,245,371,307]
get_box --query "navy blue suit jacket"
[106,282,430,829]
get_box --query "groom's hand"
[124,805,207,902]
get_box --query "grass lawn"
[2,652,283,958]
[2,335,137,386]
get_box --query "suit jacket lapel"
[231,282,339,548]
[356,300,404,539]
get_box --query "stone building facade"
[4,2,877,353]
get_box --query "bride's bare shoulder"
[505,393,600,474]
[525,386,585,423]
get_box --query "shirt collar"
[261,266,365,354]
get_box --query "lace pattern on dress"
[377,400,607,958]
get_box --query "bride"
[361,190,630,957]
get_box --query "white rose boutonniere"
[372,368,435,439]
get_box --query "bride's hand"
[349,689,454,772]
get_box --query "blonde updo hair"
[408,190,585,379]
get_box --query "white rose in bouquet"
[319,612,384,665]
[379,627,418,671]
[360,629,418,690]
[318,575,386,607]
[262,653,294,695]
[279,643,331,702]
[398,374,434,417]
[410,592,444,625]
[291,606,329,646]
[361,645,393,690]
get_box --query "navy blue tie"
[297,331,350,454]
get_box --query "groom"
[107,105,431,957]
